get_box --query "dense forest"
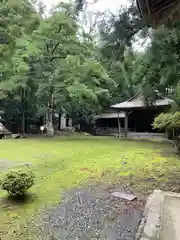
[1,0,180,135]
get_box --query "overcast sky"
[41,0,146,50]
[42,0,131,12]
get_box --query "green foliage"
[27,3,115,128]
[153,112,180,130]
[0,0,151,133]
[153,113,173,130]
[133,22,180,102]
[153,112,180,152]
[99,3,148,102]
[74,0,86,14]
[3,0,180,135]
[99,4,147,59]
[0,0,39,61]
[0,1,116,133]
[1,169,35,196]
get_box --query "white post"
[46,109,54,136]
[68,118,72,127]
[60,114,66,130]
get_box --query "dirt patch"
[41,183,144,240]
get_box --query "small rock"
[122,161,127,165]
[158,174,165,177]
[144,177,155,182]
[111,192,137,201]
[24,162,32,167]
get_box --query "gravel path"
[41,183,144,240]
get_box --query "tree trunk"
[46,86,55,136]
[46,107,54,136]
[21,88,26,136]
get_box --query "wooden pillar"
[124,111,128,138]
[117,112,121,138]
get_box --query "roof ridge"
[127,92,141,102]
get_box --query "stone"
[137,190,164,240]
[122,161,127,165]
[111,192,137,201]
[12,134,21,139]
[160,193,180,240]
[60,114,66,130]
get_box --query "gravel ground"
[41,183,144,240]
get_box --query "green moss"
[0,137,179,239]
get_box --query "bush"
[153,112,180,152]
[1,169,35,196]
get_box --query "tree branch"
[45,43,49,54]
[51,42,60,55]
[50,25,62,55]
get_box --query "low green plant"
[1,169,35,196]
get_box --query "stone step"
[137,190,180,240]
[136,190,164,240]
[159,192,180,240]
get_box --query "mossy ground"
[0,137,179,239]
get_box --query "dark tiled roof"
[111,92,174,110]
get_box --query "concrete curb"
[136,190,164,240]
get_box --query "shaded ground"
[41,183,144,240]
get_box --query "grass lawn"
[0,137,180,239]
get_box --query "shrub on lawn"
[1,169,35,197]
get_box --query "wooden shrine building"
[95,110,125,136]
[111,92,174,138]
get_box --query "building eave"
[111,92,174,110]
[95,112,125,120]
[137,0,180,26]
